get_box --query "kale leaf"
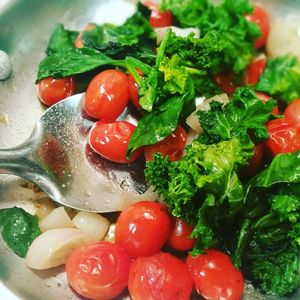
[162,0,260,73]
[0,207,41,257]
[256,55,300,104]
[197,87,276,144]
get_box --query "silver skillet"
[0,0,300,299]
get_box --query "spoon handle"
[0,146,63,201]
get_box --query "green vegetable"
[36,48,126,82]
[162,0,260,73]
[46,24,78,55]
[0,207,41,258]
[145,137,250,252]
[250,243,300,296]
[197,87,276,144]
[256,55,300,104]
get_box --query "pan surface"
[0,0,300,299]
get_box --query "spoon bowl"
[0,93,151,212]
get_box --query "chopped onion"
[35,199,57,220]
[72,211,110,242]
[39,207,73,232]
[186,93,229,134]
[155,26,200,44]
[267,16,300,59]
[104,223,116,243]
[25,228,92,270]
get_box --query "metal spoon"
[0,93,151,212]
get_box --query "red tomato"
[284,99,300,124]
[37,77,76,106]
[128,252,193,300]
[144,2,172,28]
[213,72,237,95]
[245,58,266,85]
[265,118,300,156]
[89,120,142,163]
[128,71,142,109]
[168,217,196,251]
[187,250,244,300]
[84,69,129,120]
[240,142,264,178]
[144,125,187,162]
[246,6,270,49]
[65,241,132,300]
[115,201,171,258]
[255,92,280,115]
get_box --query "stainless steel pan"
[0,0,299,299]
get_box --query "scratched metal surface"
[0,0,300,299]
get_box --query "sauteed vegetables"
[1,0,300,299]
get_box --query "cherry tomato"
[284,99,300,124]
[144,2,172,28]
[213,72,237,95]
[128,71,143,109]
[128,252,193,300]
[245,57,266,85]
[255,92,280,115]
[246,6,270,49]
[187,250,244,300]
[144,125,187,162]
[240,142,264,178]
[115,201,171,258]
[65,241,132,300]
[84,69,129,120]
[89,120,142,163]
[37,77,76,106]
[168,217,196,251]
[265,118,300,156]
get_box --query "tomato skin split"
[37,76,76,106]
[84,69,129,121]
[65,241,132,300]
[89,120,142,164]
[115,201,171,258]
[187,249,244,300]
[128,252,193,300]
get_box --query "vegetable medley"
[1,0,300,299]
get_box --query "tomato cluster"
[66,201,244,300]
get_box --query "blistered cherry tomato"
[168,217,196,251]
[84,69,129,120]
[246,6,270,49]
[89,120,142,163]
[213,72,237,95]
[144,125,187,162]
[265,118,300,156]
[66,241,132,300]
[37,77,76,106]
[187,250,244,300]
[255,92,280,115]
[144,2,172,28]
[245,58,266,85]
[284,99,300,124]
[128,71,143,109]
[128,252,193,300]
[115,201,171,258]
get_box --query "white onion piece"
[72,211,110,242]
[155,26,200,44]
[186,93,229,133]
[25,228,92,270]
[267,16,300,59]
[104,223,116,243]
[39,207,73,232]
